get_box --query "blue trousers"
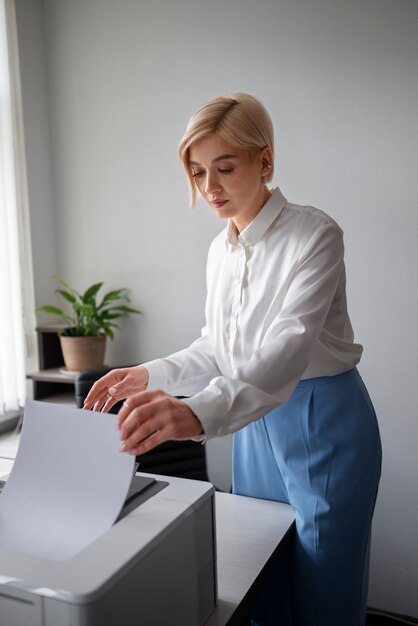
[232,368,382,626]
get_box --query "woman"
[84,93,382,626]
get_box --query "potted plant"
[37,277,141,372]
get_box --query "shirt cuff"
[141,359,167,390]
[182,386,229,441]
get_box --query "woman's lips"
[211,199,228,209]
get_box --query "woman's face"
[188,133,272,233]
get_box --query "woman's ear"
[260,146,273,177]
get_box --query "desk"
[207,493,294,625]
[0,431,294,626]
[0,429,20,460]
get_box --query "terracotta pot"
[59,335,106,372]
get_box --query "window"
[0,0,36,420]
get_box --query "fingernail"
[109,387,117,395]
[119,443,127,452]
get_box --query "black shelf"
[27,326,76,402]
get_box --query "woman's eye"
[218,168,233,174]
[192,171,205,178]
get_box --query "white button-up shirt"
[144,187,362,440]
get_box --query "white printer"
[0,473,217,626]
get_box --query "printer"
[0,472,217,626]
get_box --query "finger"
[90,392,109,412]
[92,399,104,413]
[118,395,168,449]
[96,386,131,414]
[83,374,116,409]
[123,429,166,456]
[117,390,159,429]
[120,419,164,454]
[91,388,123,413]
[117,399,131,427]
[119,402,158,442]
[84,368,134,409]
[117,391,203,454]
[119,392,199,443]
[86,390,107,411]
[100,396,120,414]
[85,367,148,412]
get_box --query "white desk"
[207,493,294,625]
[0,429,19,476]
[0,431,294,626]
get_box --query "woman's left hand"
[117,390,204,455]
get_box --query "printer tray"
[116,474,168,521]
[0,474,168,523]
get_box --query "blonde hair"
[178,93,275,206]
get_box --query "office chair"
[75,367,210,482]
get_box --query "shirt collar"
[226,187,287,248]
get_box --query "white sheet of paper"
[0,400,135,561]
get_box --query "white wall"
[16,0,418,615]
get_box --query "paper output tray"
[0,474,168,523]
[116,474,168,520]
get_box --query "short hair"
[178,93,275,206]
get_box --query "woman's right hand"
[83,365,149,413]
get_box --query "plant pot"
[59,335,106,372]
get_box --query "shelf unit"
[27,326,76,402]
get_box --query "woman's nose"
[205,172,221,195]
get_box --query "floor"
[366,611,418,625]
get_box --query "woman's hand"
[117,390,204,456]
[83,365,149,413]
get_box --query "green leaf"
[55,289,77,304]
[82,282,103,303]
[103,288,127,300]
[99,312,124,320]
[116,305,141,314]
[97,289,128,308]
[102,305,141,315]
[100,323,115,339]
[37,305,66,316]
[53,276,80,300]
